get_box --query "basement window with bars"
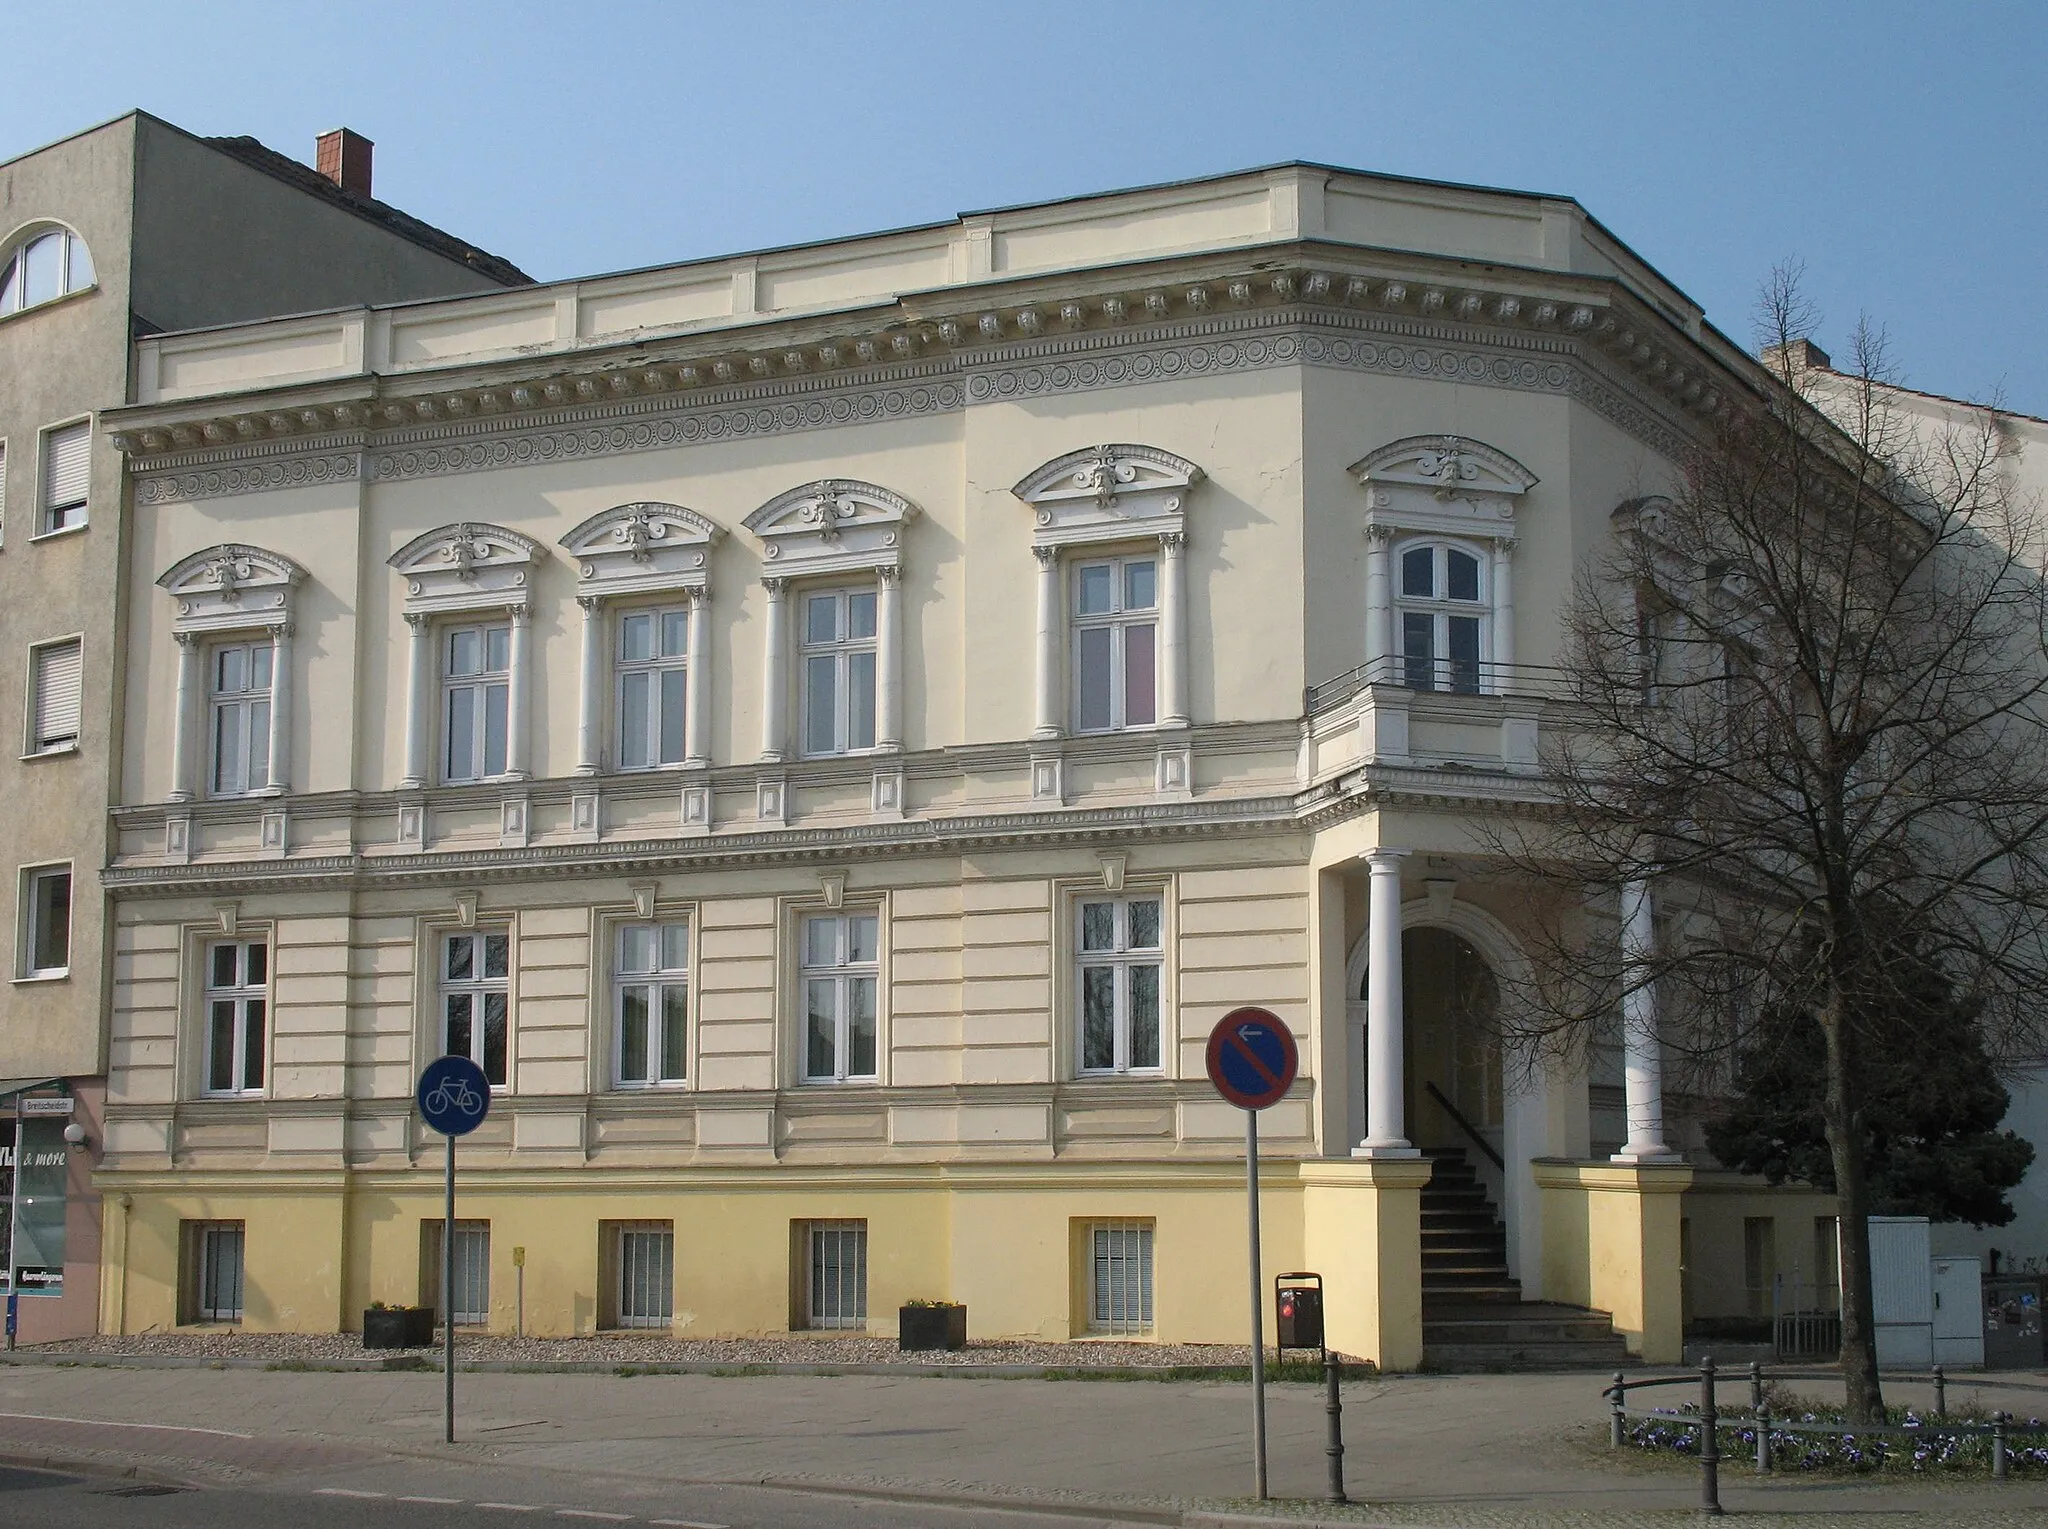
[608,1223,674,1329]
[1087,1221,1155,1336]
[422,1220,491,1326]
[184,1220,245,1323]
[803,1220,868,1331]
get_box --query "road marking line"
[477,1506,546,1513]
[399,1496,464,1504]
[555,1514,632,1522]
[316,1489,389,1498]
[651,1520,729,1528]
[0,1411,254,1440]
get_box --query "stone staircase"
[1419,1145,1634,1371]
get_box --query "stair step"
[1424,1342,1633,1373]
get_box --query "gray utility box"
[1982,1275,2046,1370]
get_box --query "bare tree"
[1495,268,2048,1420]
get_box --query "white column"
[400,613,433,789]
[1364,526,1394,676]
[1356,849,1418,1156]
[1159,531,1189,728]
[169,632,202,802]
[1031,546,1062,740]
[574,596,603,776]
[684,585,712,768]
[1613,877,1676,1162]
[1490,537,1516,694]
[760,577,789,762]
[506,606,532,780]
[876,565,903,751]
[265,623,294,794]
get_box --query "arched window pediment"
[560,501,721,599]
[156,543,308,633]
[389,522,540,613]
[1351,435,1536,540]
[1011,444,1204,550]
[744,479,919,578]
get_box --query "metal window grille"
[807,1221,867,1330]
[1090,1222,1154,1335]
[198,1223,245,1322]
[442,1222,491,1326]
[617,1227,674,1328]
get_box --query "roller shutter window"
[41,421,88,533]
[30,638,81,753]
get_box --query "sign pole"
[1247,1105,1268,1500]
[5,1108,20,1351]
[443,1129,456,1443]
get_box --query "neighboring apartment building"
[0,111,529,1341]
[95,164,1841,1367]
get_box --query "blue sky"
[13,1,2046,413]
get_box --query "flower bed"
[1624,1399,2048,1475]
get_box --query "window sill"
[12,970,70,985]
[19,743,78,762]
[613,1081,690,1092]
[197,1091,266,1102]
[0,284,97,326]
[798,1077,881,1087]
[28,520,88,545]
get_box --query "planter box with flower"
[898,1300,967,1352]
[362,1303,436,1349]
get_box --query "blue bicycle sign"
[417,1055,491,1136]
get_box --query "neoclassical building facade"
[93,165,1823,1363]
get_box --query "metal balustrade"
[1303,657,1575,716]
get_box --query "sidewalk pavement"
[4,1357,2048,1526]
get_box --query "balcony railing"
[1303,656,1575,716]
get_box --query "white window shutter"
[33,640,82,750]
[44,422,89,511]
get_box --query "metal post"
[1323,1350,1346,1504]
[1993,1411,2009,1480]
[1933,1365,1946,1420]
[516,1262,524,1340]
[1756,1406,1771,1474]
[443,1131,455,1444]
[1610,1372,1626,1448]
[1698,1358,1722,1515]
[1748,1360,1762,1413]
[5,1113,19,1351]
[1246,1109,1268,1501]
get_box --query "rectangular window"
[800,911,879,1083]
[26,637,81,755]
[185,1221,246,1323]
[209,641,272,796]
[805,1220,868,1331]
[615,921,688,1086]
[443,623,510,783]
[1073,557,1156,733]
[442,931,509,1086]
[19,865,70,979]
[799,587,877,756]
[1089,1221,1155,1335]
[1743,1216,1776,1320]
[613,1224,674,1329]
[1076,895,1164,1074]
[0,440,9,543]
[39,421,88,535]
[617,606,689,770]
[203,939,268,1095]
[422,1220,491,1327]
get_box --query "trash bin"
[1275,1271,1324,1355]
[1982,1275,2046,1370]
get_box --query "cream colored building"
[95,164,1830,1365]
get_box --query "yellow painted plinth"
[1532,1159,1693,1363]
[1299,1156,1431,1372]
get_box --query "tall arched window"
[0,226,94,315]
[1395,539,1488,693]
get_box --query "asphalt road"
[0,1463,1132,1529]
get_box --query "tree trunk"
[1819,994,1885,1422]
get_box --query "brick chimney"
[315,129,374,199]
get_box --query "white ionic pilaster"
[760,577,789,763]
[1491,537,1517,693]
[169,632,202,802]
[506,606,532,780]
[265,624,294,794]
[684,586,711,768]
[1356,849,1418,1157]
[1364,526,1394,675]
[876,565,903,751]
[574,596,603,777]
[1032,546,1062,740]
[400,613,433,790]
[1159,531,1189,728]
[1613,877,1678,1162]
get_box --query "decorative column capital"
[174,630,201,650]
[1157,530,1187,550]
[762,576,791,596]
[576,594,603,613]
[686,584,711,608]
[404,611,431,632]
[507,605,531,627]
[1492,536,1519,556]
[876,564,902,588]
[1365,848,1409,872]
[1031,544,1060,569]
[1366,524,1398,546]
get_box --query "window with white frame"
[38,421,88,535]
[0,440,9,543]
[1076,895,1163,1074]
[1073,555,1157,732]
[209,641,272,796]
[801,911,879,1082]
[612,1223,674,1328]
[442,931,509,1086]
[203,939,268,1096]
[444,623,510,783]
[617,606,689,770]
[0,228,94,316]
[19,864,70,979]
[615,921,688,1087]
[800,586,877,756]
[25,637,81,755]
[1088,1221,1155,1335]
[1396,541,1486,693]
[804,1220,868,1331]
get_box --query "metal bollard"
[1323,1351,1347,1504]
[1749,1360,1763,1413]
[1756,1406,1772,1474]
[1993,1412,2009,1480]
[1611,1371,1626,1449]
[1699,1358,1723,1516]
[1933,1365,1946,1420]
